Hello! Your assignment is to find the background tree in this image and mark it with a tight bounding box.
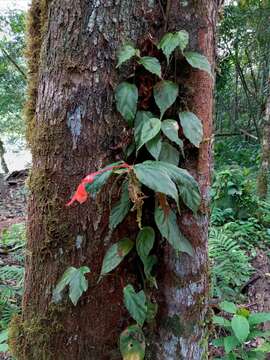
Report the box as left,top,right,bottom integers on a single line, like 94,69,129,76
0,10,26,173
9,1,218,359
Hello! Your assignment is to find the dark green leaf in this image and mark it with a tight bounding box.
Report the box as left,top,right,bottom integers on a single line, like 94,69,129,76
184,51,212,76
179,111,203,148
120,325,145,360
137,118,161,152
146,301,158,323
115,82,138,126
143,255,157,281
212,337,224,347
116,44,139,68
134,111,158,152
136,227,156,280
231,315,250,343
224,336,239,354
100,238,134,277
154,206,194,256
154,80,179,118
134,162,179,205
142,161,201,213
159,141,180,166
52,266,90,306
220,301,237,314
136,227,155,261
174,30,189,51
138,56,162,78
109,181,131,230
146,134,162,160
123,284,147,325
158,30,189,63
85,171,112,195
248,312,270,326
161,119,183,148
213,315,231,328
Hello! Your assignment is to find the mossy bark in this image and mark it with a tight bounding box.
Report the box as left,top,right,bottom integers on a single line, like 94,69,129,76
10,1,218,359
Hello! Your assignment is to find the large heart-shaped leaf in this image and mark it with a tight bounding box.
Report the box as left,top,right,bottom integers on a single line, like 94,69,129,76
52,266,90,306
110,181,131,230
159,141,180,166
137,118,161,152
117,44,139,68
154,205,194,256
158,30,189,63
154,81,179,118
249,312,270,326
220,301,237,314
224,336,239,354
136,227,156,280
134,162,179,206
138,56,162,78
179,111,203,148
184,51,212,76
146,134,162,160
161,119,183,148
115,82,138,126
123,284,147,325
100,238,134,277
231,315,250,343
139,161,201,213
136,227,155,261
120,325,145,360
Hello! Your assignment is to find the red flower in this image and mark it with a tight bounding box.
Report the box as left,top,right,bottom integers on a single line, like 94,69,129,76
66,163,131,206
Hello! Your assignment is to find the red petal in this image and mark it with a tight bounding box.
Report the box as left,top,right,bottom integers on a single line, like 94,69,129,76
66,183,88,206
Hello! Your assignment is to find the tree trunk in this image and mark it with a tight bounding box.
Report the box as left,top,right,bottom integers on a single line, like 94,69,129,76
10,1,217,359
0,138,9,174
258,75,270,199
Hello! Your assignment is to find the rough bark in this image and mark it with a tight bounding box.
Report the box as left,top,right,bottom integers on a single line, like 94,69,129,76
10,1,217,359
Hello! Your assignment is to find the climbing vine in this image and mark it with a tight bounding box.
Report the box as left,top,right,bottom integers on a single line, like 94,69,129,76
53,30,212,360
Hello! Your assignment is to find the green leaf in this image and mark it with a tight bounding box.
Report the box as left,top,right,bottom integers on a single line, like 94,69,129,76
231,315,250,343
248,312,270,326
0,343,9,352
137,118,161,152
174,30,189,51
179,111,203,148
146,134,162,160
136,227,156,280
136,227,155,261
115,82,138,126
109,181,131,230
123,284,147,325
85,171,112,195
159,141,180,166
100,238,134,277
144,161,201,213
154,205,194,256
213,315,231,328
184,51,212,76
143,255,157,283
116,44,139,68
0,330,8,345
220,301,237,314
52,266,90,306
158,30,189,63
135,111,154,140
224,336,239,354
146,301,158,323
138,56,162,78
134,162,179,206
154,80,179,118
212,337,224,347
120,325,145,360
161,119,183,148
